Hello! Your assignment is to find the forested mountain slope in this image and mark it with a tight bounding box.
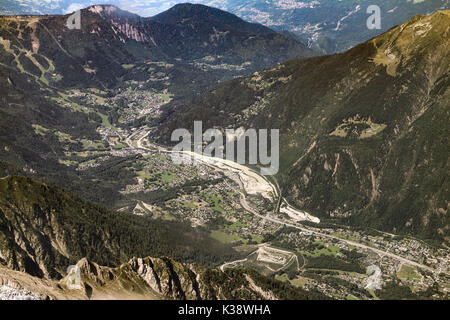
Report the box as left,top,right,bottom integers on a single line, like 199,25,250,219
158,11,450,244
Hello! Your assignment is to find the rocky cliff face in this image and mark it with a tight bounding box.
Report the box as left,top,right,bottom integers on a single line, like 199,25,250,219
58,256,268,300
59,256,327,300
0,255,327,300
0,263,75,300
0,175,118,279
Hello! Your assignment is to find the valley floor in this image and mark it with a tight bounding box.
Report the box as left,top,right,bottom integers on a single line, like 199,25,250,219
111,126,449,300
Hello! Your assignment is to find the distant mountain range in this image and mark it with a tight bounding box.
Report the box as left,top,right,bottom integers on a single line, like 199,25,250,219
201,0,450,53
1,1,449,53
0,4,313,87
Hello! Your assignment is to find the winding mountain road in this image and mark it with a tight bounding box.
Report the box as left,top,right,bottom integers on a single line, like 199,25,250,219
237,189,434,273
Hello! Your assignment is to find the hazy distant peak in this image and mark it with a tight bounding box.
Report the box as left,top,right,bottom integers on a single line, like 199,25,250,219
83,4,139,20
87,4,120,15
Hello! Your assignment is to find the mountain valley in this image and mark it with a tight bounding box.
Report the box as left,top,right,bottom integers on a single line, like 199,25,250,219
0,3,449,301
